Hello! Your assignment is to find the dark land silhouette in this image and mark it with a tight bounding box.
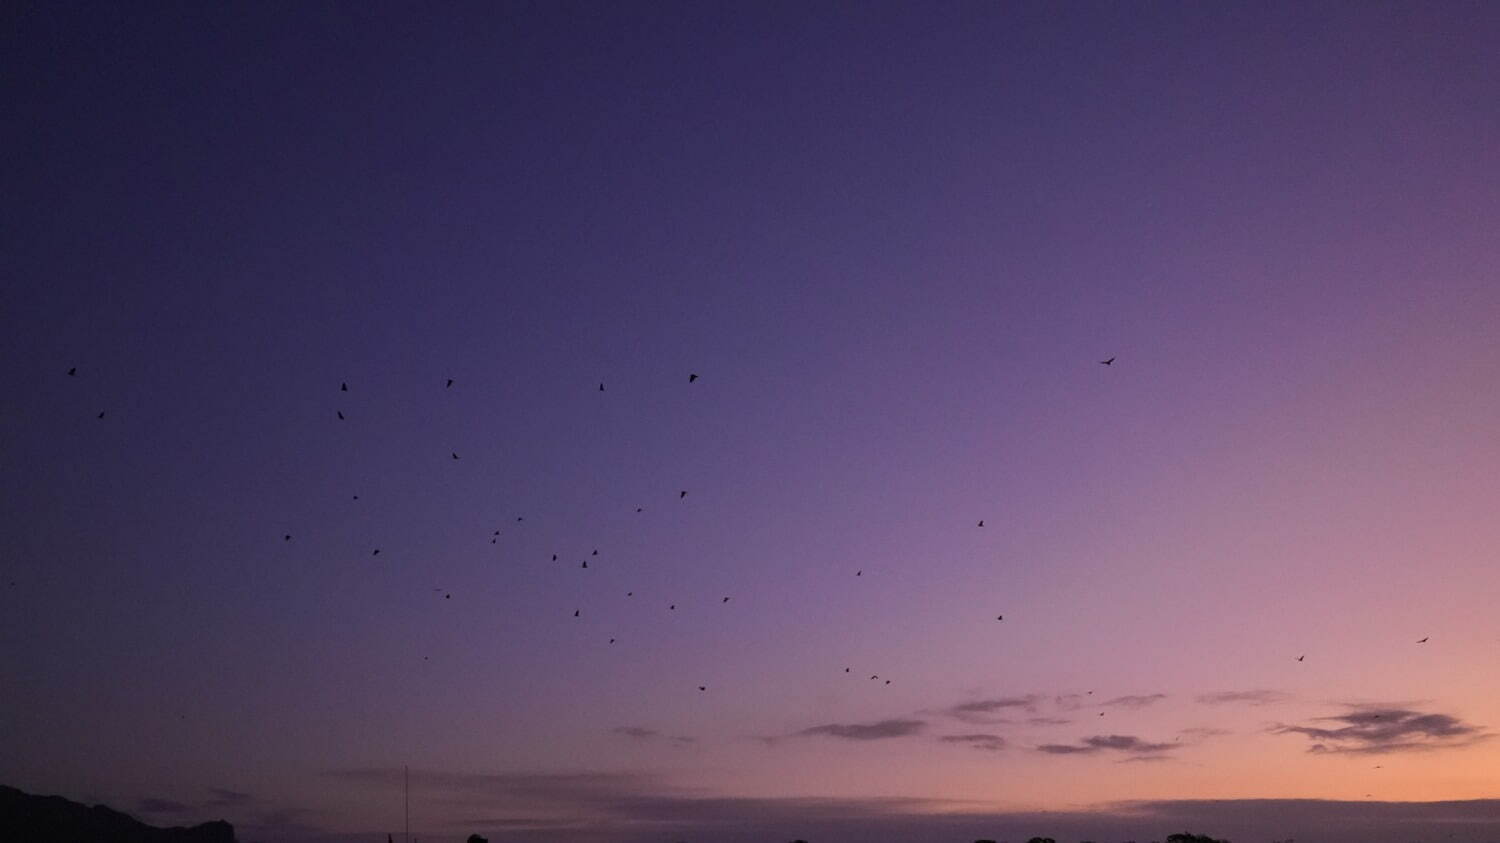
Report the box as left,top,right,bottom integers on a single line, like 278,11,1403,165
0,785,236,843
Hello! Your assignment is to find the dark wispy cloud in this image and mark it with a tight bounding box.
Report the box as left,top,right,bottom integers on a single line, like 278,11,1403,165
1272,705,1489,755
1053,694,1086,712
795,719,926,741
611,726,696,745
1178,727,1232,740
1197,690,1292,707
938,733,1005,752
1102,694,1167,709
940,696,1041,724
136,798,193,815
204,788,254,808
1036,734,1175,758
1026,716,1072,727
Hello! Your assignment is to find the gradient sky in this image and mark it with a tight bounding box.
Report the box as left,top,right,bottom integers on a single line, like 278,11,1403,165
4,2,1500,841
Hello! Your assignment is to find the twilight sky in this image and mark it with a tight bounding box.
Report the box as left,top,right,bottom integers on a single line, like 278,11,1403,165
4,2,1500,841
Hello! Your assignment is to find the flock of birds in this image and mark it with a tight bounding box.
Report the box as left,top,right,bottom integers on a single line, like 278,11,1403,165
50,356,1437,701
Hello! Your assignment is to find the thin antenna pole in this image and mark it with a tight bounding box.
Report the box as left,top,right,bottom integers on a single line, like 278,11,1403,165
404,765,409,843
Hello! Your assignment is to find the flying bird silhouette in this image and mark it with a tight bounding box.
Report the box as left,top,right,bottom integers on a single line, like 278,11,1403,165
844,667,850,673
67,367,76,376
680,490,687,498
609,638,615,644
599,383,605,392
636,507,644,512
592,549,599,556
1417,636,1429,643
451,452,459,460
552,554,558,561
885,680,891,685
698,686,706,691
372,549,380,556
97,411,105,419
446,378,453,388
341,382,348,391
1100,357,1115,365
284,534,291,541
722,597,730,603
337,411,344,420
870,675,878,680
978,520,984,527
581,561,587,569
996,615,1003,621
689,373,698,383
669,604,676,610
574,610,580,617
856,570,862,576
627,592,633,596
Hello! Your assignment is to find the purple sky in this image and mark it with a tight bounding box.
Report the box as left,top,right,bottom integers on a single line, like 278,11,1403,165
4,2,1500,841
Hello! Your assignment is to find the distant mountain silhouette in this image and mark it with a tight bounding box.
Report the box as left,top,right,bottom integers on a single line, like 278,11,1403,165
0,785,236,843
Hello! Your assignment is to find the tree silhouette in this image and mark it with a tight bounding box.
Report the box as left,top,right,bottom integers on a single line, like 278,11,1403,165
1025,837,1057,843
1165,834,1228,843
466,835,488,843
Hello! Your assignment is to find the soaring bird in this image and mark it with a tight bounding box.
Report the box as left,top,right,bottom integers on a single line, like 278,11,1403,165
337,411,344,420
446,378,454,388
599,383,605,392
97,411,105,419
609,638,616,644
581,561,588,569
636,507,644,512
284,534,292,541
552,554,558,561
885,680,891,685
698,686,706,691
722,597,730,603
680,490,687,499
353,495,359,500
856,570,862,576
627,592,633,596
1296,654,1305,661
451,452,459,460
870,675,878,680
574,609,580,617
669,604,676,610
372,549,380,556
996,615,1004,621
978,520,984,527
1417,636,1429,643
341,382,348,391
67,367,76,376
493,530,501,536
445,594,450,600
1100,357,1115,365
844,667,851,673
592,549,599,556
689,373,699,383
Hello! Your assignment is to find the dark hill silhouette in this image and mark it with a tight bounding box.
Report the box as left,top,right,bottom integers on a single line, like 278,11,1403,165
0,785,235,843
